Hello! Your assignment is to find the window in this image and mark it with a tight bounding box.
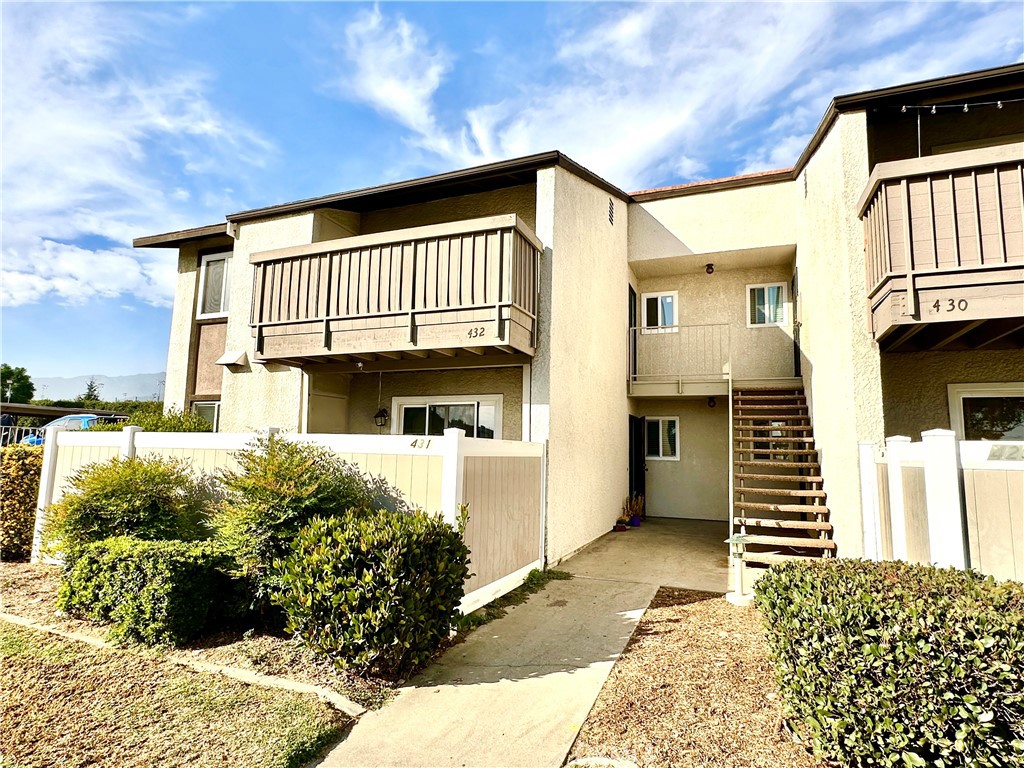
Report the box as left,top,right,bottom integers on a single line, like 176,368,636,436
645,417,679,460
197,252,230,319
192,401,221,432
392,395,502,439
747,283,787,327
948,383,1024,441
641,291,677,333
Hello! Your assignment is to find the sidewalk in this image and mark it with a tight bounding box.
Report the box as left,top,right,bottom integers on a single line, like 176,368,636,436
317,518,728,768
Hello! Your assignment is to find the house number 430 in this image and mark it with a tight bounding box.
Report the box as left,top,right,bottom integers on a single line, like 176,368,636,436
932,298,969,313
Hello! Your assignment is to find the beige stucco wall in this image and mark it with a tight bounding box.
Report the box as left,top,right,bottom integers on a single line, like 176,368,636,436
636,265,795,380
536,166,631,563
638,180,797,255
346,367,524,439
360,184,537,235
795,110,884,558
164,244,200,412
630,399,729,521
881,350,1024,438
218,213,314,432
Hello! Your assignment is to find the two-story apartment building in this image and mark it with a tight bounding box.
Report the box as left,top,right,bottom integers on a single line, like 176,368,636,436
137,64,1024,574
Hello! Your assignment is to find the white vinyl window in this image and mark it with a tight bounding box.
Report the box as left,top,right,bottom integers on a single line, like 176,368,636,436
192,401,221,432
947,382,1024,441
747,283,787,327
197,252,231,319
392,394,503,439
641,291,678,334
645,417,679,460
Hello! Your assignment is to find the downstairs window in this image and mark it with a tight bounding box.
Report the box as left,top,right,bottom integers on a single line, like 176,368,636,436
392,395,502,439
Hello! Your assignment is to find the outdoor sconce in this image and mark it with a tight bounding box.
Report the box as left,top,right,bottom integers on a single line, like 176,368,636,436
707,397,717,408
373,408,389,428
705,263,714,274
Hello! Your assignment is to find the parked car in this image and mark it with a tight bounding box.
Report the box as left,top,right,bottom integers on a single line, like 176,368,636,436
20,415,101,445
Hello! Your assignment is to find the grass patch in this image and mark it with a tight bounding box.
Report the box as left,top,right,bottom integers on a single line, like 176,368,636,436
457,568,572,632
0,620,346,768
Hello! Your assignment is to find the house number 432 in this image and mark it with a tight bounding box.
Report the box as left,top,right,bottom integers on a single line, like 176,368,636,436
932,298,969,313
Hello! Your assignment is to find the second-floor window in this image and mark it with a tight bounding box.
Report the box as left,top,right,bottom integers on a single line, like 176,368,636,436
198,252,230,319
747,283,787,327
641,291,678,334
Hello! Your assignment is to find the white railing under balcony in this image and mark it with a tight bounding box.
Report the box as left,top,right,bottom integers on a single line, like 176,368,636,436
628,324,732,385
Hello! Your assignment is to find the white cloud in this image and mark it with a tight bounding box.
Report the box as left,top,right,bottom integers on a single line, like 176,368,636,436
0,3,272,308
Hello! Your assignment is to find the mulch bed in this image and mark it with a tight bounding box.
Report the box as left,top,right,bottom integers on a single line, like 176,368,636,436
567,588,823,768
0,562,392,710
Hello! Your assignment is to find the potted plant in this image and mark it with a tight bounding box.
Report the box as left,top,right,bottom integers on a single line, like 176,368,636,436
625,494,645,527
613,511,630,532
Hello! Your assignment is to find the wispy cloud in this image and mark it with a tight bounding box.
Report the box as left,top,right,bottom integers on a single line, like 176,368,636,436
0,3,272,308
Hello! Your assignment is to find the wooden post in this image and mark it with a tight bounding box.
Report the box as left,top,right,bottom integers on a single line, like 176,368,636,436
31,425,65,563
921,429,967,569
859,441,882,560
885,435,911,561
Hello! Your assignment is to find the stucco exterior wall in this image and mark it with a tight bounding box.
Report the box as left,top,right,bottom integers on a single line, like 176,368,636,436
218,213,314,432
881,350,1024,438
795,110,884,558
638,180,797,255
346,367,524,439
630,399,729,521
636,265,795,380
163,244,200,412
539,166,631,563
360,184,537,235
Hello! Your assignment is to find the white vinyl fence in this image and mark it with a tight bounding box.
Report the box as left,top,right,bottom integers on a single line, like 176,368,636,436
32,425,546,614
859,429,1023,581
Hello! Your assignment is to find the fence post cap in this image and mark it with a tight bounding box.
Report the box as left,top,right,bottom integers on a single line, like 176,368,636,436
443,428,467,438
885,435,912,443
921,428,956,439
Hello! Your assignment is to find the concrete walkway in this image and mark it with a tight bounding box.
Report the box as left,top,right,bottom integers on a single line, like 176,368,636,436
317,518,728,768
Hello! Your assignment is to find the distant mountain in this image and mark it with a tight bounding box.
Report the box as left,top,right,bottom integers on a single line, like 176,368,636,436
34,372,166,402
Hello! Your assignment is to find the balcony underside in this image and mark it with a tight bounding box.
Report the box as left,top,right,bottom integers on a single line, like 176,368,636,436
879,313,1024,353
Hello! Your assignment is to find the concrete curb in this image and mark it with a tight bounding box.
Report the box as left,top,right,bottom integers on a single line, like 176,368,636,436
0,612,366,718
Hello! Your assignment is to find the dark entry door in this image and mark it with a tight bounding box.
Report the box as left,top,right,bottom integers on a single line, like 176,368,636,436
628,415,646,498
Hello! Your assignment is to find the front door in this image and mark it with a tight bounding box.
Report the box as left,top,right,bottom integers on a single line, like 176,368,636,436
628,415,646,499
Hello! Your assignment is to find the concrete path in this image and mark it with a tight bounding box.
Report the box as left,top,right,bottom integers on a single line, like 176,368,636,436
317,518,728,768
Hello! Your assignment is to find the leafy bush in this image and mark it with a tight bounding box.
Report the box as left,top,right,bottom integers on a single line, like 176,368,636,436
0,445,43,561
755,559,1024,768
273,509,470,677
44,455,217,558
57,537,241,645
90,405,212,432
214,436,404,598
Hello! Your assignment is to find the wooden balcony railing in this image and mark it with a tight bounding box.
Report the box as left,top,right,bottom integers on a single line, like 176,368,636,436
857,144,1024,343
249,214,541,363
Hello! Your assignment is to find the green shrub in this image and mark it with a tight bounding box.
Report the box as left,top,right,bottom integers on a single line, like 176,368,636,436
44,455,217,558
214,436,404,599
273,509,470,677
755,559,1024,768
91,405,212,432
57,537,242,645
0,445,43,561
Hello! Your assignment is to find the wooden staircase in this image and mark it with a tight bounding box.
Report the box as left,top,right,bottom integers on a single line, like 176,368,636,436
732,385,834,576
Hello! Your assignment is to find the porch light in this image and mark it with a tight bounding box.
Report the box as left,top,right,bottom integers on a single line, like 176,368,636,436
705,263,714,274
707,397,717,408
373,408,389,428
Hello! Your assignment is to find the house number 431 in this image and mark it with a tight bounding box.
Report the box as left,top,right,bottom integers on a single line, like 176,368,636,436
932,298,969,313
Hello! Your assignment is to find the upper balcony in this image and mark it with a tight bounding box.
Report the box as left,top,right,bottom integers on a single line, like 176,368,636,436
858,144,1024,351
628,324,732,396
249,214,541,368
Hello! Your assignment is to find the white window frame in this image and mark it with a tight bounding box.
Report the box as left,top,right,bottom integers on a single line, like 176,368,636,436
196,252,231,320
191,401,221,432
947,382,1024,441
391,394,503,439
746,282,788,328
645,416,680,461
640,291,679,334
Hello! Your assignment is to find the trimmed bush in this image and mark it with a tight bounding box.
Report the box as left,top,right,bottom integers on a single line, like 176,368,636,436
44,455,217,558
272,509,470,677
755,559,1024,768
0,445,43,561
214,436,405,599
90,405,212,432
57,537,241,645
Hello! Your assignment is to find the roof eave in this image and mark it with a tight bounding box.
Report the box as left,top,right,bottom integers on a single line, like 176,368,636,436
133,223,231,249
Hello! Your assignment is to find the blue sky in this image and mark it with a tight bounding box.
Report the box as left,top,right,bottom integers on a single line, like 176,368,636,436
2,1,1022,379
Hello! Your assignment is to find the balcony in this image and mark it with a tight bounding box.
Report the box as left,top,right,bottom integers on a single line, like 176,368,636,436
627,324,732,396
249,215,541,368
858,144,1024,351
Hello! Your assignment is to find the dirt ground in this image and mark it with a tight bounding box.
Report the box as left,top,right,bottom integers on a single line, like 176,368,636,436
567,588,823,768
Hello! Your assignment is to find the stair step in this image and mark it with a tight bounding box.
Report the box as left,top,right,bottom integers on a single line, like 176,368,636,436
736,487,827,498
734,404,808,411
734,517,833,531
733,473,824,483
735,437,815,444
734,425,811,432
740,534,836,550
741,552,828,566
735,448,820,456
735,416,811,423
735,501,830,515
735,460,820,469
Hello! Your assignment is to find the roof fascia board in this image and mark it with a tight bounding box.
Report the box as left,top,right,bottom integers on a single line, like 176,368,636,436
133,223,231,249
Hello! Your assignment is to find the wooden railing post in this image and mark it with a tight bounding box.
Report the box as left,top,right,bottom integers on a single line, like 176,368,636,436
921,429,966,569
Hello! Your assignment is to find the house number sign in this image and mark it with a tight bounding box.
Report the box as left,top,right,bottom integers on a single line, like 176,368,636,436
467,326,487,339
930,298,969,314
